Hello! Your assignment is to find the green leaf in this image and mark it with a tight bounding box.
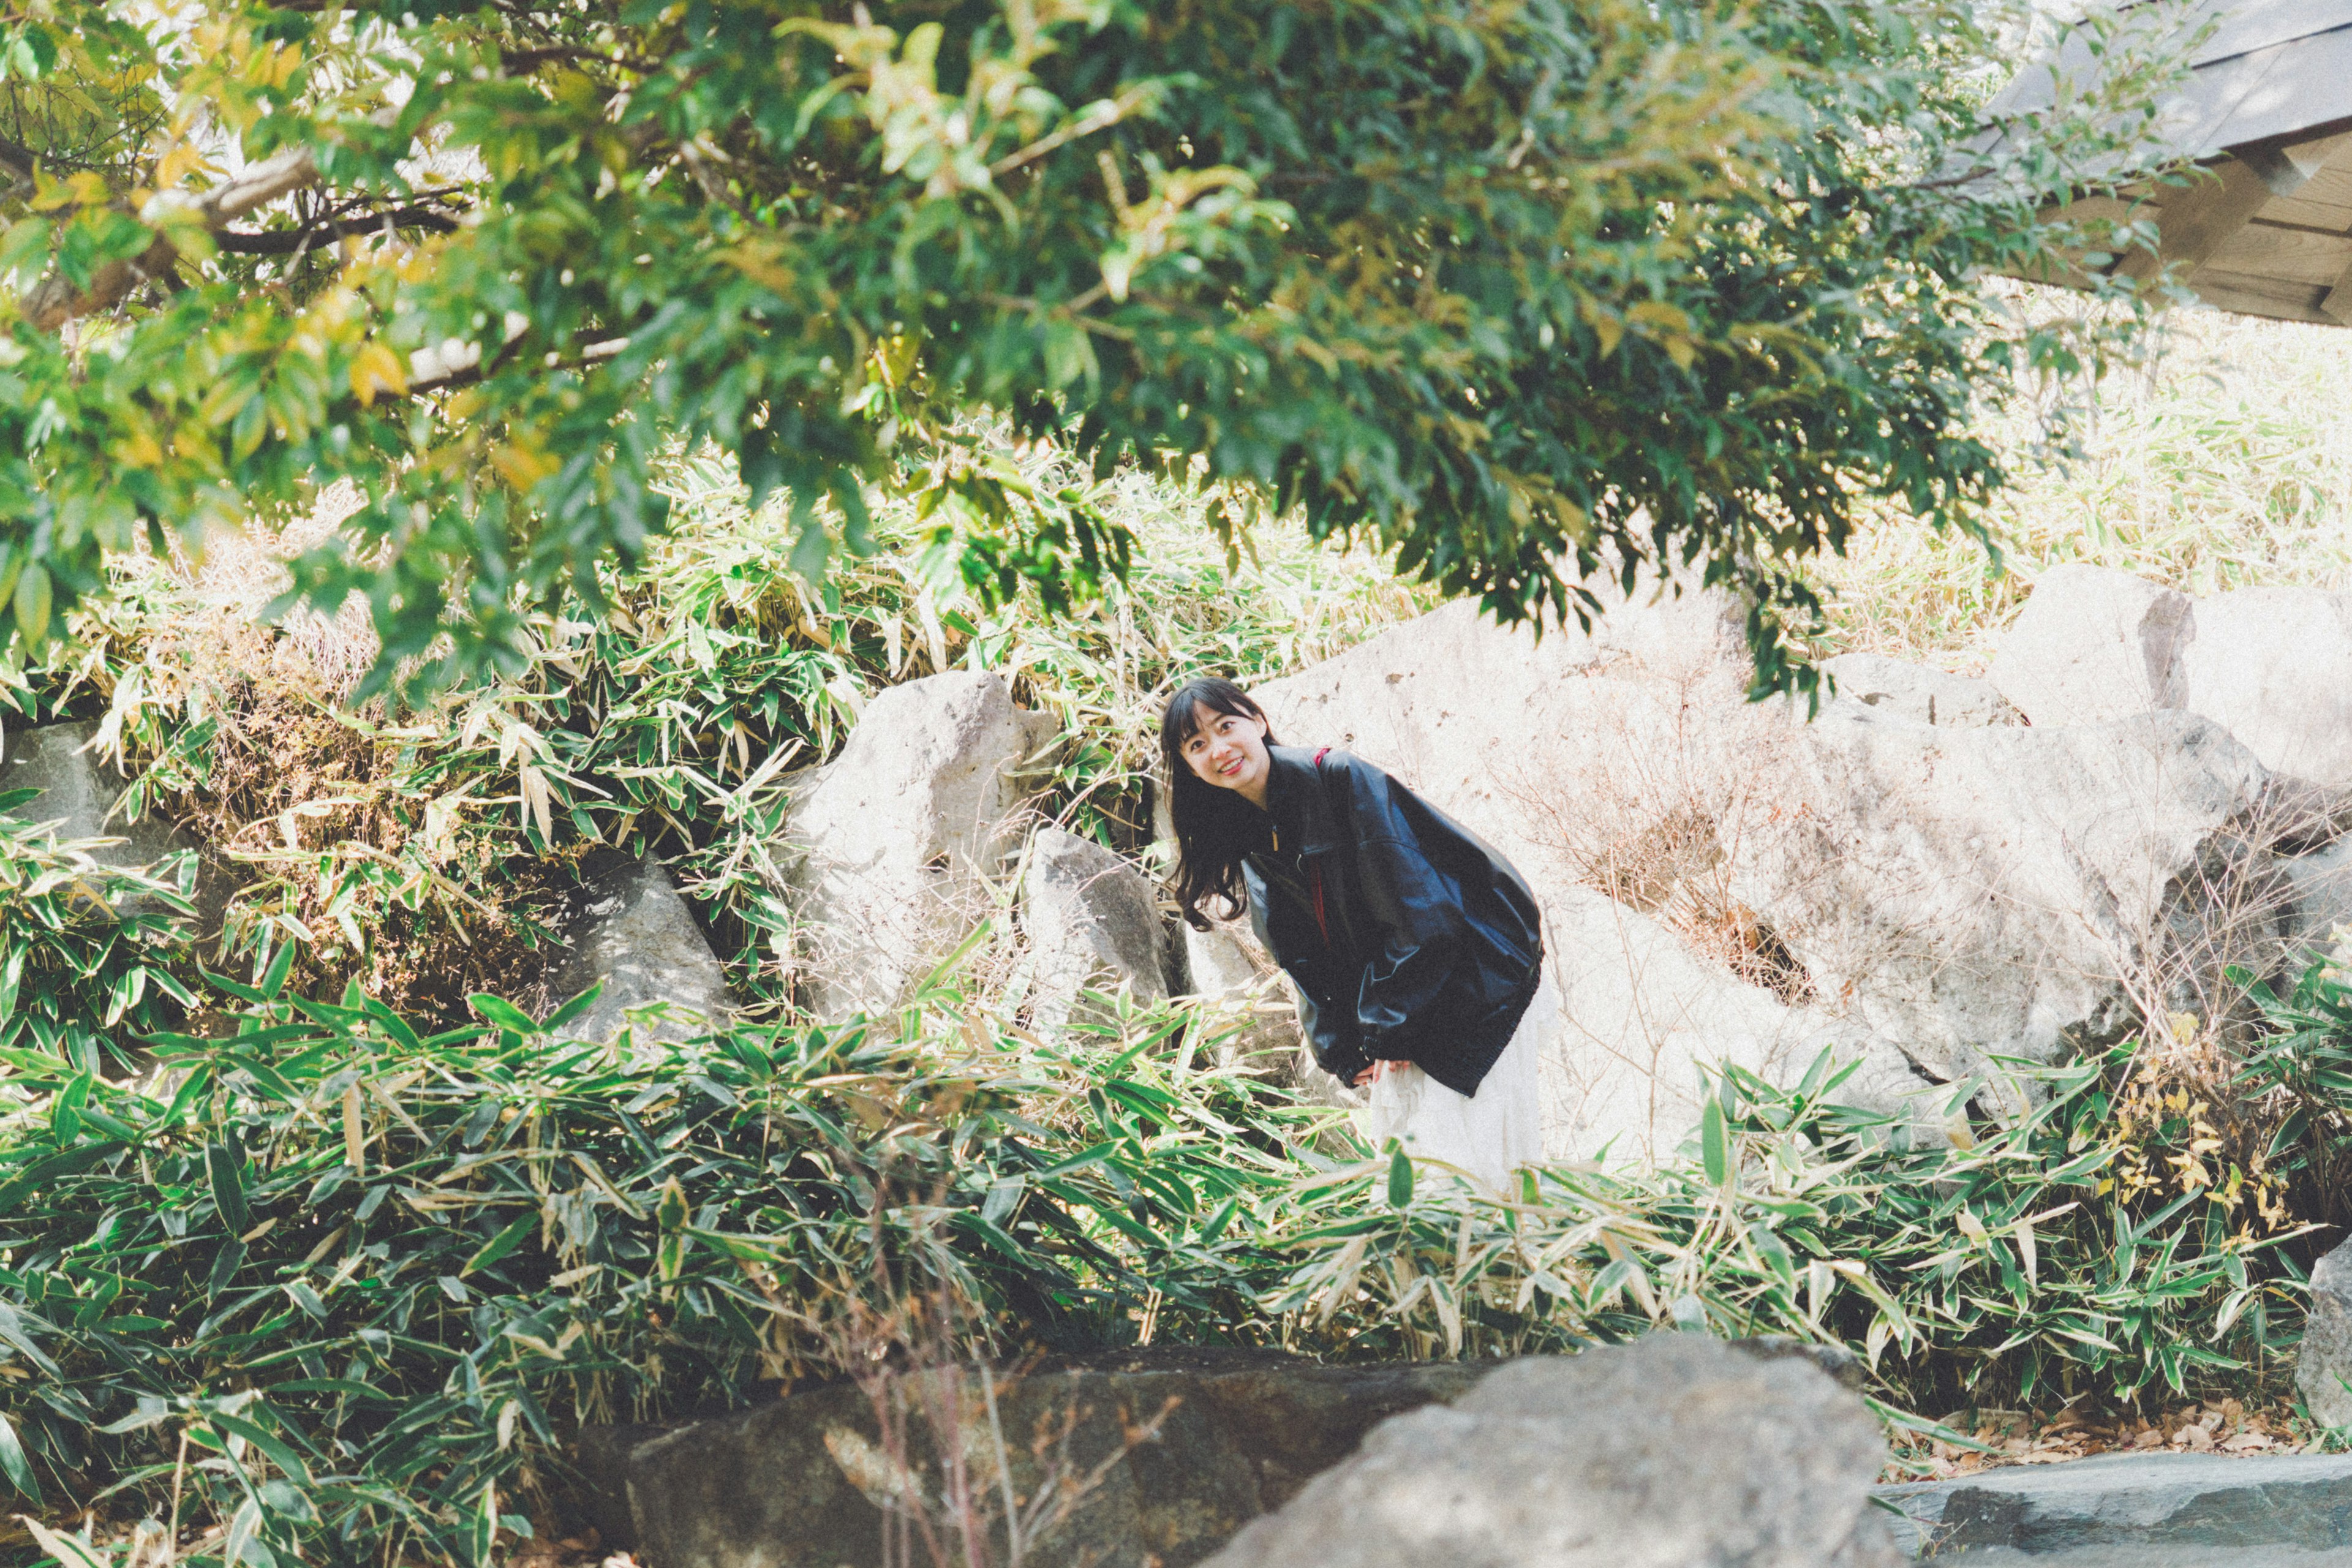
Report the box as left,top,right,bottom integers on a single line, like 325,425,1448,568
0,1410,39,1502
462,1210,539,1276
1700,1097,1729,1188
469,993,540,1034
1385,1145,1413,1208
208,1137,249,1234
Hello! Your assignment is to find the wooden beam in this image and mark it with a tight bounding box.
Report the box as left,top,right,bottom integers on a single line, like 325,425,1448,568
2323,258,2352,323
2114,156,2286,281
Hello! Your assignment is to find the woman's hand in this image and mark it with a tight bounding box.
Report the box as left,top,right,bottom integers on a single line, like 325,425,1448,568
1352,1059,1401,1087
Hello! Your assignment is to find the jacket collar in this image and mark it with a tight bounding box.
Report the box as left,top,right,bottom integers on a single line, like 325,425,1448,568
1264,744,1342,856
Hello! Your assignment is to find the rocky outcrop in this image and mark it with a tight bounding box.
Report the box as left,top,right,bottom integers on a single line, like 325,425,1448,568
2176,586,2352,801
2296,1239,2352,1428
1544,884,1945,1163
1203,1333,1897,1567
1249,578,2275,1155
1731,706,2276,1092
778,673,1059,1019
1824,650,2021,729
540,851,735,1042
1988,564,2192,726
1020,826,1174,1035
2283,837,2352,965
608,1348,1482,1568
0,718,231,949
1991,567,2352,801
1176,919,1329,1087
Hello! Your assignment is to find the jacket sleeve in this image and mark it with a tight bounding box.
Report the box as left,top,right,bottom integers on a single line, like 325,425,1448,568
1346,824,1474,1066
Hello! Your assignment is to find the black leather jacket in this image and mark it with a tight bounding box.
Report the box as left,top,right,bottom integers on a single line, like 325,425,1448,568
1242,745,1544,1096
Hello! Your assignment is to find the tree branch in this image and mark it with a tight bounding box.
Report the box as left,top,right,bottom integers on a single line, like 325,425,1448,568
216,203,462,253
25,144,324,331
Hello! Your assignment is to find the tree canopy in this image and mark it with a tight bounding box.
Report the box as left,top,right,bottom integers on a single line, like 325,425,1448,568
0,0,2182,698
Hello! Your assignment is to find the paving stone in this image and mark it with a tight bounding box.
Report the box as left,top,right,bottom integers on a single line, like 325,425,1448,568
1876,1452,2352,1557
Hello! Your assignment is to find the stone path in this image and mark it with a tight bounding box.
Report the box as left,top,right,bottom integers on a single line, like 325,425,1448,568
1877,1450,2352,1559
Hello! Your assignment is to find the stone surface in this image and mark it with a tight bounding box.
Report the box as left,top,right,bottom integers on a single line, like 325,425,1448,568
1875,1450,2352,1557
0,718,230,948
2284,838,2352,965
1020,826,1174,1035
1544,883,1945,1162
2177,585,2352,797
1824,651,2022,729
614,1347,1481,1568
2300,1241,2352,1429
1177,918,1354,1104
540,851,735,1042
1203,1333,1897,1567
779,672,1058,1019
1728,706,2275,1093
1988,564,2193,726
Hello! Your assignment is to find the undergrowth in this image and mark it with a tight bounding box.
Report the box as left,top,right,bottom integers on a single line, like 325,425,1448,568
6,946,2352,1568
4,436,1427,1029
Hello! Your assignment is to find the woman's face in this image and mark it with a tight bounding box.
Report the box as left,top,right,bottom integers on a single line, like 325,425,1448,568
1180,703,1272,799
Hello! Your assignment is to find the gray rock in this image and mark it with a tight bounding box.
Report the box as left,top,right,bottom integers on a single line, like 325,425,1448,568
0,718,230,948
1729,707,2275,1092
1825,651,2022,728
1204,1333,1898,1567
2300,1240,2352,1429
1988,564,2193,726
1020,827,1173,1035
613,1347,1481,1568
1543,881,1947,1162
1177,918,1321,1077
779,672,1060,1020
540,851,735,1042
2283,839,2352,965
2177,586,2352,799
1875,1450,2352,1557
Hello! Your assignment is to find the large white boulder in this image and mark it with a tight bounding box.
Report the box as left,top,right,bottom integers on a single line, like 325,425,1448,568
1252,577,2288,1153
1822,651,2019,729
1203,1334,1899,1568
1991,567,2352,804
2176,586,2352,799
778,672,1058,1020
1988,564,2192,726
1729,707,2275,1089
1542,885,1942,1163
1018,826,1172,1035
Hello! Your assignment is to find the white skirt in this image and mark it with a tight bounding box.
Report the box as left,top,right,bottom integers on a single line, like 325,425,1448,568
1357,981,1550,1195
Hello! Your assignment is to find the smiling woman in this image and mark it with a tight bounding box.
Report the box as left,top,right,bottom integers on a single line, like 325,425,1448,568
1158,677,1547,1191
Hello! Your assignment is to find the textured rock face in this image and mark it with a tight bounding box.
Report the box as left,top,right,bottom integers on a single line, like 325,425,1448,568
780,672,1058,1019
1989,564,2193,726
1543,883,1943,1163
1877,1450,2352,1556
2177,586,2352,796
0,718,230,948
1020,827,1173,1034
540,851,735,1042
1732,707,2274,1090
1202,1333,1897,1568
2284,837,2352,963
1824,651,2021,729
1177,919,1333,1089
2297,1240,2352,1428
1990,568,2352,800
613,1348,1482,1568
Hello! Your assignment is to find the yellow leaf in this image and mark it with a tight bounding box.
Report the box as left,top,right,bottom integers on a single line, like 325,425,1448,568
350,341,409,406
491,439,561,492
114,424,164,469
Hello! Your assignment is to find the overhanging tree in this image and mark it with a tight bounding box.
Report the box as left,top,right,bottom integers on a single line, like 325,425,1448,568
0,0,2182,699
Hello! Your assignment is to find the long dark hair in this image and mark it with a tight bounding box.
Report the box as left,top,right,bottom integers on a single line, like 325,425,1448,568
1160,677,1280,931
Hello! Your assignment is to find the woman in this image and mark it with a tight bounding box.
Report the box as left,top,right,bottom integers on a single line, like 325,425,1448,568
1159,676,1547,1192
